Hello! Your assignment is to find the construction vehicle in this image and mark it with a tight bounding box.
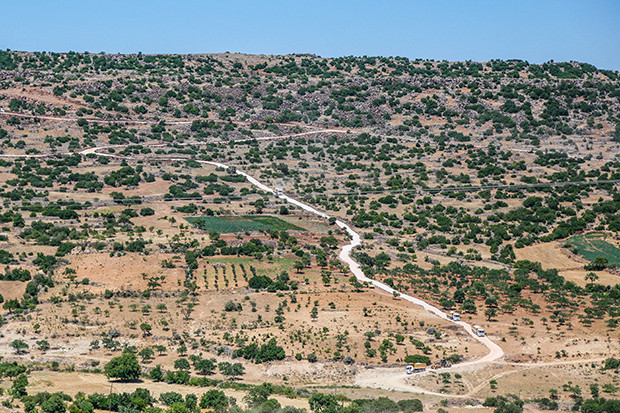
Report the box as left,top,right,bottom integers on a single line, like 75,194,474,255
430,359,453,369
273,187,283,196
448,311,460,321
473,324,485,337
412,363,426,372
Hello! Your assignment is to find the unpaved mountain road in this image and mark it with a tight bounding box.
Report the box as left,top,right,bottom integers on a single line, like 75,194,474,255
79,141,506,394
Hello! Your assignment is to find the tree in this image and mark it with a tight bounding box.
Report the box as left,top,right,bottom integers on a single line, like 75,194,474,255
104,353,141,381
139,347,154,362
404,355,431,364
585,272,599,284
218,362,245,379
294,260,305,273
248,275,272,290
160,392,184,406
11,339,29,354
309,393,340,413
185,394,198,410
140,323,152,336
156,303,167,313
603,357,620,370
200,389,229,412
194,357,216,375
149,365,164,382
41,394,67,413
11,373,28,397
174,358,191,371
37,340,50,351
485,307,497,321
3,299,20,313
585,257,608,271
166,402,191,413
244,383,273,407
398,399,424,412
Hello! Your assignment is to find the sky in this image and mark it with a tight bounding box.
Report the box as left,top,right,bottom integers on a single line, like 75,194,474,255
2,0,619,70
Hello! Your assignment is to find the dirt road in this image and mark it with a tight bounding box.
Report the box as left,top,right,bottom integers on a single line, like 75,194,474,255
2,132,507,396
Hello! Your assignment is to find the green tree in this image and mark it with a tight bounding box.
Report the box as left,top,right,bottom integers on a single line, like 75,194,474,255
244,383,273,407
309,393,340,413
37,340,51,351
194,357,216,375
104,353,141,381
200,389,229,412
585,257,608,271
398,399,424,412
174,358,191,371
218,361,245,379
11,339,29,354
11,373,28,397
603,357,620,370
294,260,305,273
149,365,164,382
140,323,152,336
139,347,154,362
41,394,67,413
585,272,599,284
3,299,20,313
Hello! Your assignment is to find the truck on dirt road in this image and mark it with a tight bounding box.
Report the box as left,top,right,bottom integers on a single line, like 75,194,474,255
406,363,427,374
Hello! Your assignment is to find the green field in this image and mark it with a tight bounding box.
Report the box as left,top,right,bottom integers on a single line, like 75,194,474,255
186,215,305,233
566,232,620,265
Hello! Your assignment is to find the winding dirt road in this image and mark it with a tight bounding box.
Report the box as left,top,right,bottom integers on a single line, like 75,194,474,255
1,130,506,395
80,143,505,370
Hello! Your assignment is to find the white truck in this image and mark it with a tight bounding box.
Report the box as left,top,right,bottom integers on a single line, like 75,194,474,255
406,363,426,374
448,311,460,321
473,324,485,337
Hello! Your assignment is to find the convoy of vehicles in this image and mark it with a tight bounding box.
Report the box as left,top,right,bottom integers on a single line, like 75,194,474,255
406,359,453,374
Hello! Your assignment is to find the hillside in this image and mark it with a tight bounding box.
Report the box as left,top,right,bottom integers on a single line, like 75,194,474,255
0,51,618,413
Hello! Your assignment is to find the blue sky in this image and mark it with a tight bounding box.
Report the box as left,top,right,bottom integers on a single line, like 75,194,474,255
2,0,619,69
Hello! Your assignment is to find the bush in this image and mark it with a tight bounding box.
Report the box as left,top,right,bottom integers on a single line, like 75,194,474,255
404,355,430,364
224,301,242,312
235,339,285,363
160,391,184,406
603,357,619,370
398,399,424,413
248,275,272,290
140,207,155,216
